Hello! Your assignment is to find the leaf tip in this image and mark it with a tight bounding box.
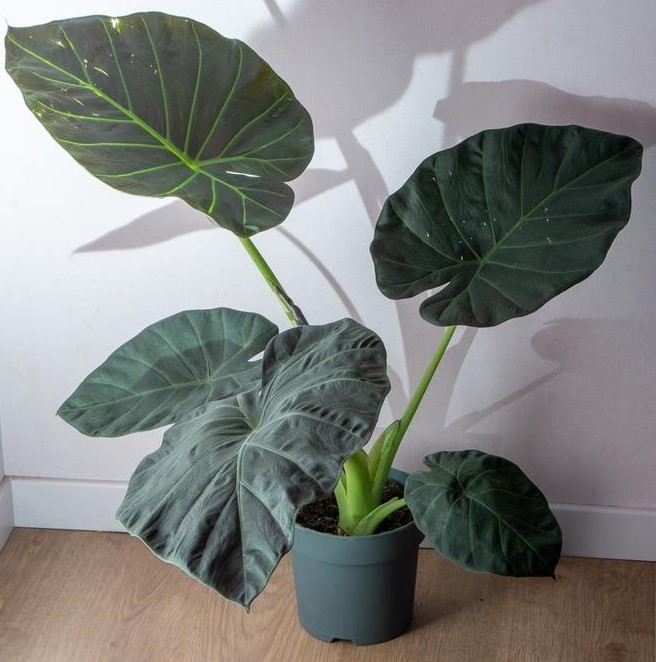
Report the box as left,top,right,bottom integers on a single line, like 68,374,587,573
55,402,69,421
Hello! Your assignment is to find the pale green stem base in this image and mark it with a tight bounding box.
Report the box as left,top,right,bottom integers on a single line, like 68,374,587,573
336,450,376,533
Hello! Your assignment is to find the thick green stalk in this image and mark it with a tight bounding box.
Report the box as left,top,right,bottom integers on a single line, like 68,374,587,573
397,325,457,439
337,450,376,534
239,237,308,327
371,325,457,502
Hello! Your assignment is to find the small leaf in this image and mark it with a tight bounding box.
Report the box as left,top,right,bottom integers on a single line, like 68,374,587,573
5,13,314,236
371,124,642,326
58,308,278,436
405,450,562,577
117,318,390,608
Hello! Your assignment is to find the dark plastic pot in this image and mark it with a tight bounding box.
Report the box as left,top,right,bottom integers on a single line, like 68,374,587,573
291,469,423,645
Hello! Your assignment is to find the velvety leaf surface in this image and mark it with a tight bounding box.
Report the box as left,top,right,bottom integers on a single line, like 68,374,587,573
116,318,390,608
405,450,562,577
371,124,642,326
5,13,314,236
58,308,278,436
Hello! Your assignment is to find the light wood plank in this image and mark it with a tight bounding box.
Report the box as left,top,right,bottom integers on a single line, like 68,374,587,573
0,529,653,662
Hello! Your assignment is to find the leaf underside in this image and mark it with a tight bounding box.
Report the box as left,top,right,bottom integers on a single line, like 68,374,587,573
405,450,562,577
371,124,642,327
5,12,314,236
117,318,391,609
58,308,278,436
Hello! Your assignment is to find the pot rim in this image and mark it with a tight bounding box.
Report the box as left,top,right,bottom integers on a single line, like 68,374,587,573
293,466,419,542
294,515,418,541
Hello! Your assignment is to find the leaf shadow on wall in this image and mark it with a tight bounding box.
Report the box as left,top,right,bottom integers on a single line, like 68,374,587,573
251,0,546,215
507,318,656,500
74,81,656,446
433,80,656,147
73,0,545,425
72,0,656,459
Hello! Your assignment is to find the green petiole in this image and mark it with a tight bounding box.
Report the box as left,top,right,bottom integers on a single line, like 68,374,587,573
371,325,457,500
239,236,307,327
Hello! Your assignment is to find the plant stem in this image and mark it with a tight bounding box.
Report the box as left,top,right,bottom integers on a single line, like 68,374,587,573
371,325,457,502
397,325,457,439
239,237,308,327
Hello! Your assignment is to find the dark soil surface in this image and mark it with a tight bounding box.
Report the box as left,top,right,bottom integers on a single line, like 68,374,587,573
296,479,413,536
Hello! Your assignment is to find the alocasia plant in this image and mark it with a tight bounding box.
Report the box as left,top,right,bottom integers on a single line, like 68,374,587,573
5,12,643,610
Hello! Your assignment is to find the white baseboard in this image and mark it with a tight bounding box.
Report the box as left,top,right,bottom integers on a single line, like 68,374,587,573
0,477,14,551
11,477,126,532
8,477,656,562
551,503,656,562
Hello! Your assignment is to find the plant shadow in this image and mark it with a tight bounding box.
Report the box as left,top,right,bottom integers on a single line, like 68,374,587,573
72,0,656,463
434,79,656,147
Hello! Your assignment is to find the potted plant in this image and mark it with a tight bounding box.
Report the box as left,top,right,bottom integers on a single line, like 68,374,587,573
5,12,643,645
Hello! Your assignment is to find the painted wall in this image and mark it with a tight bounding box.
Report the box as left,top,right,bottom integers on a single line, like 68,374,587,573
1,1,655,527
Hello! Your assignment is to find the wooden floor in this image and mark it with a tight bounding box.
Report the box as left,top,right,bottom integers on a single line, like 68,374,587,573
0,530,653,662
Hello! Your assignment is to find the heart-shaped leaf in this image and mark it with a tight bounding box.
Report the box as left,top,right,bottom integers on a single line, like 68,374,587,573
405,450,562,577
371,124,642,326
58,308,278,436
117,318,390,608
5,13,314,236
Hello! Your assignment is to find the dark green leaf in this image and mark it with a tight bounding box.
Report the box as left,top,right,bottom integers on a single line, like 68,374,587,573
371,124,642,326
117,318,390,608
405,450,562,577
5,13,314,236
58,308,278,436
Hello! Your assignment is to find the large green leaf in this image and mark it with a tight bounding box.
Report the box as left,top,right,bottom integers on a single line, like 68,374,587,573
5,13,314,236
405,450,562,577
58,308,278,436
371,124,642,326
117,318,390,608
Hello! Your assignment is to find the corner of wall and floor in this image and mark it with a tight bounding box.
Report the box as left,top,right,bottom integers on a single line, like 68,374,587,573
0,424,15,552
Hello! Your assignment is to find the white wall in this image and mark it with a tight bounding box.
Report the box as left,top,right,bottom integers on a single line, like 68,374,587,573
1,1,655,556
